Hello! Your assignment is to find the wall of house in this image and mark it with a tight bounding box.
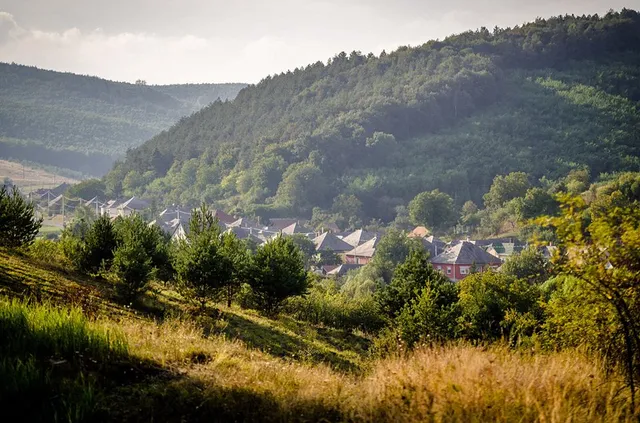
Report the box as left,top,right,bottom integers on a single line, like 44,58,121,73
345,255,372,265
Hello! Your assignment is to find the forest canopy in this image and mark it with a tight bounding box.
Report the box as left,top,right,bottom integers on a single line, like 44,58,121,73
105,10,640,222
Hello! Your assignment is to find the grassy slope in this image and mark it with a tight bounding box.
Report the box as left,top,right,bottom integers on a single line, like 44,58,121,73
0,249,634,422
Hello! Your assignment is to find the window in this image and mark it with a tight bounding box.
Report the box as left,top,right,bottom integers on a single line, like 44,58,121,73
446,267,452,275
460,267,470,275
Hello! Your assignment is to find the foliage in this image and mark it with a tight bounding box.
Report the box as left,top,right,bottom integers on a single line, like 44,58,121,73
457,271,543,342
285,278,385,333
370,229,424,283
500,247,550,284
539,194,640,403
172,205,233,310
0,62,245,176
408,189,457,231
0,186,42,247
67,179,106,200
483,172,531,209
111,240,153,301
247,236,309,315
220,232,251,307
62,214,117,274
108,11,640,219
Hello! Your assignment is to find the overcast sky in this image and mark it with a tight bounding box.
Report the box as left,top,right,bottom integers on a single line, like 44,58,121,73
0,0,637,84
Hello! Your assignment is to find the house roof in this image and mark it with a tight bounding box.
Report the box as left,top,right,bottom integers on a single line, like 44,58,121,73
313,232,353,252
322,222,342,233
345,237,379,258
425,235,447,248
228,217,260,229
472,237,523,247
119,196,149,210
268,218,303,231
342,229,378,247
326,263,363,276
212,209,237,225
486,242,525,256
431,241,503,265
408,226,430,238
225,227,265,244
281,222,314,235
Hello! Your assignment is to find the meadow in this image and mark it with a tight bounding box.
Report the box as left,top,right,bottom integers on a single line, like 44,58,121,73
0,248,633,422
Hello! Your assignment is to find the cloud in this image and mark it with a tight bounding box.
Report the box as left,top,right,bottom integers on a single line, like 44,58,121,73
0,11,21,44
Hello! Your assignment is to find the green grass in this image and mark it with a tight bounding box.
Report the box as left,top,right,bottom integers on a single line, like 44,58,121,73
0,298,128,421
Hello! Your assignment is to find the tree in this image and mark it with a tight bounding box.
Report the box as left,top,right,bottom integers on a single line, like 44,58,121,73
371,229,424,283
288,234,316,269
67,179,106,200
173,205,233,311
220,232,250,307
0,186,42,247
111,239,153,301
539,195,640,405
247,236,308,315
408,189,457,231
483,172,531,209
460,200,480,227
275,163,330,213
500,247,549,284
68,214,117,274
331,194,363,229
458,271,542,341
511,187,559,220
376,249,451,319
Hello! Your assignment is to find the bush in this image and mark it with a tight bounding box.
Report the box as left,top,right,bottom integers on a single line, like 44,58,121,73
284,280,385,333
248,236,308,315
61,215,116,274
28,238,65,265
0,185,42,248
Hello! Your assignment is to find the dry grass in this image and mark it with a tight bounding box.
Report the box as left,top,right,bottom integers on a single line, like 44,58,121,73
0,248,634,421
0,159,78,191
101,314,633,422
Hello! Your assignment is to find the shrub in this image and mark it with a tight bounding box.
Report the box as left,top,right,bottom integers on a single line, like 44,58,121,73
0,185,42,248
28,238,65,265
247,236,308,315
285,280,385,333
61,215,116,274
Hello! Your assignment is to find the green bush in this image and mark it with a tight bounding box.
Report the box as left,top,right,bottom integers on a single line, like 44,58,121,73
28,238,66,265
111,240,153,302
284,280,385,333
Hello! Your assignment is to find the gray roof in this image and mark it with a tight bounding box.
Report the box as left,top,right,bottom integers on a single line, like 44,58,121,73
281,222,314,235
327,263,363,276
345,237,379,258
313,232,353,252
431,241,503,265
342,229,378,247
119,196,149,211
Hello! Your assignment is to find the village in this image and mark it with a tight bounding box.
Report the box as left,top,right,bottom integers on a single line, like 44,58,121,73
19,180,554,283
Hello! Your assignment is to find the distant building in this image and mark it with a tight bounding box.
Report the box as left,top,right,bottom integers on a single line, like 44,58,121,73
431,241,502,282
325,263,363,277
312,232,353,253
117,196,150,217
341,229,378,248
485,242,526,261
408,226,430,238
281,222,314,237
345,237,379,265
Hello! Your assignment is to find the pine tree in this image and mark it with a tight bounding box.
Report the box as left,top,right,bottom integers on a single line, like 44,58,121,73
0,186,42,248
248,236,308,315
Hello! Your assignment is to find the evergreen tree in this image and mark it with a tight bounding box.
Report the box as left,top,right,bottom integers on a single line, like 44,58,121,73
79,214,117,274
0,186,42,248
248,236,308,315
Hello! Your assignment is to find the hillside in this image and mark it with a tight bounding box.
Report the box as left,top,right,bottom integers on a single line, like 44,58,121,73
0,63,246,177
0,249,632,422
107,10,640,222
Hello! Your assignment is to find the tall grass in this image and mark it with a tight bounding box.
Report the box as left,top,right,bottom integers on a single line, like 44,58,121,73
106,315,635,422
0,299,127,422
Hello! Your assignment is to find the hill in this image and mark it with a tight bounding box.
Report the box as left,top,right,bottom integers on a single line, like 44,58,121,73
0,63,246,177
107,9,640,222
0,248,632,422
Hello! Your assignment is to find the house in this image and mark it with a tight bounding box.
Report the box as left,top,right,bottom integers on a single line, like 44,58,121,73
321,222,341,233
118,196,150,217
101,199,123,218
268,218,308,231
281,222,314,237
431,241,503,282
225,226,266,245
485,242,526,261
345,237,379,265
539,245,558,261
312,232,353,253
212,209,239,225
408,226,430,238
228,217,260,229
326,263,363,277
341,229,378,247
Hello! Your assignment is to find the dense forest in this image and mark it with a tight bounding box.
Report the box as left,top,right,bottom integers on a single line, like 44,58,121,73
0,63,246,176
108,10,640,222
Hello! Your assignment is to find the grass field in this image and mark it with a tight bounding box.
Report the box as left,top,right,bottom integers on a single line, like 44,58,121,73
0,160,79,192
0,248,634,422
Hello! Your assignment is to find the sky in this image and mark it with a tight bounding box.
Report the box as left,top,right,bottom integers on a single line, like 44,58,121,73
0,0,637,84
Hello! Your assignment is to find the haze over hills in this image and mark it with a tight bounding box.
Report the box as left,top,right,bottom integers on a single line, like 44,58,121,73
0,62,246,177
106,10,640,222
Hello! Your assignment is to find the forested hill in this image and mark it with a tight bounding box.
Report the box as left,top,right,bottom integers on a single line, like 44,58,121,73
0,63,246,176
108,9,640,222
